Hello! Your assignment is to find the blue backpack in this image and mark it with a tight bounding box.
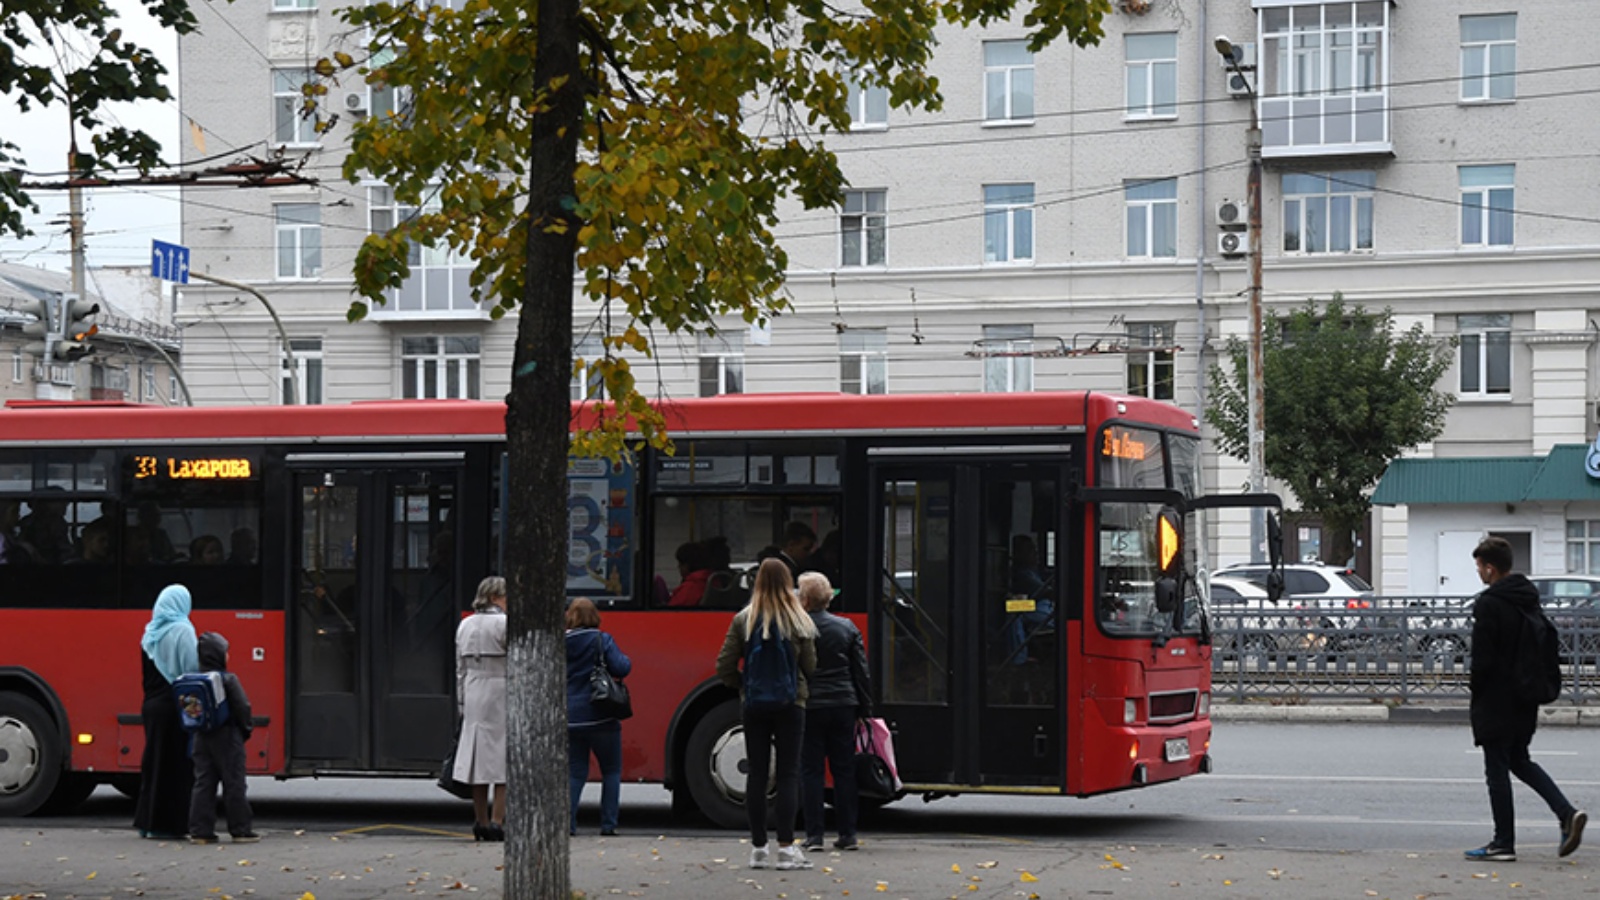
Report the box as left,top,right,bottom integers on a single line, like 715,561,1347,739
743,620,798,713
173,672,231,734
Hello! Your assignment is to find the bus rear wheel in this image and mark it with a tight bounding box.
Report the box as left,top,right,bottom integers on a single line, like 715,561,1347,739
0,693,63,817
683,700,764,830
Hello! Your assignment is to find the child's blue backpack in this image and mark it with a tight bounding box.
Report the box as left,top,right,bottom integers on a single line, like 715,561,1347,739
172,672,231,733
742,621,798,713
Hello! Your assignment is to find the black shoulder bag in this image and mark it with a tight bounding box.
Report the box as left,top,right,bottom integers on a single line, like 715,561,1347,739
589,632,633,720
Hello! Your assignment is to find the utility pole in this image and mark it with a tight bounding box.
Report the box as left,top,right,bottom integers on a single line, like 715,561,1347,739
187,272,298,404
1217,35,1267,563
68,139,87,298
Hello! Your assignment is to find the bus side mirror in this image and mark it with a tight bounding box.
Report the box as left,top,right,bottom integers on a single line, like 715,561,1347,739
1154,576,1179,613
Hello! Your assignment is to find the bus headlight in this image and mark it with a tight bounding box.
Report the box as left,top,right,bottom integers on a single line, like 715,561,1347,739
1124,699,1137,724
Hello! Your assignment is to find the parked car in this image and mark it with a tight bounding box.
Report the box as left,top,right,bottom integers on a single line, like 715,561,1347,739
1205,575,1308,664
1530,575,1600,658
1215,563,1374,611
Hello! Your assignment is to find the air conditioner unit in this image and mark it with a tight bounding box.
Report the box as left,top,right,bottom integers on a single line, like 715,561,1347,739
1226,69,1256,98
1216,199,1246,228
1219,41,1257,71
1218,232,1246,258
344,91,369,114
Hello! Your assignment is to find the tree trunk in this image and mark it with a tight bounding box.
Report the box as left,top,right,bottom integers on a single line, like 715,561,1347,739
505,0,582,895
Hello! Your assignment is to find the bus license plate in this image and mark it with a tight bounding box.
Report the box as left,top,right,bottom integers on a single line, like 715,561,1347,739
1164,737,1190,762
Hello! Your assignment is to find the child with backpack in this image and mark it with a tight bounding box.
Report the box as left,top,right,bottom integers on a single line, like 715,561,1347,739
716,557,817,871
183,631,257,844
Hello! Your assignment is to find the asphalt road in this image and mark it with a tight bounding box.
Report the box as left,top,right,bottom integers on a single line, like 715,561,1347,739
22,720,1600,857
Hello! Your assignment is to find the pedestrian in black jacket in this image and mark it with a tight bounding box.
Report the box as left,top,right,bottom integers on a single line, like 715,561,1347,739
188,631,257,844
1464,537,1584,862
797,572,872,852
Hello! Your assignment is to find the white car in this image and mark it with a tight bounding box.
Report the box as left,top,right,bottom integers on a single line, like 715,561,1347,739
1205,575,1303,663
1214,563,1374,613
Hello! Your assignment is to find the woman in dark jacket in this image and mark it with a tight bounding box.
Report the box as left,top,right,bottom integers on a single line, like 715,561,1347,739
565,598,632,836
134,584,199,839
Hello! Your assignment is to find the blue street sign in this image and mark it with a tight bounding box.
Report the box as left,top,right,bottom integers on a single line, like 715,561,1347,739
151,239,191,284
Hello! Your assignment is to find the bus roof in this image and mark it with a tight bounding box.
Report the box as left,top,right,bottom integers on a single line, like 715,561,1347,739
0,391,1197,444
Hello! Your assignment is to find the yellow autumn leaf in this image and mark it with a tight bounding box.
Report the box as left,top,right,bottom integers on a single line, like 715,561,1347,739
875,883,888,892
1019,872,1038,883
301,893,317,900
86,871,97,880
950,864,961,873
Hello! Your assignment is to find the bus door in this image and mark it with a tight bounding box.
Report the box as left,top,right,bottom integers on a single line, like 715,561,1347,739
286,453,464,772
870,453,1065,789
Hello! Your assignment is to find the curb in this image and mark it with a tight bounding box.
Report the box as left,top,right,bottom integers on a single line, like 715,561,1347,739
1210,703,1600,726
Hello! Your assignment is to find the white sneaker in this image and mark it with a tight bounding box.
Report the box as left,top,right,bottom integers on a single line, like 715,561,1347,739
776,844,813,870
749,845,772,869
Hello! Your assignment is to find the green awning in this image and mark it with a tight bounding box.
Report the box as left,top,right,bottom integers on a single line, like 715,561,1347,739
1523,444,1600,501
1370,456,1543,506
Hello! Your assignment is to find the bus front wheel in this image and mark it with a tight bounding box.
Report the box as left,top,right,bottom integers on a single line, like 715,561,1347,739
683,700,759,830
0,693,64,817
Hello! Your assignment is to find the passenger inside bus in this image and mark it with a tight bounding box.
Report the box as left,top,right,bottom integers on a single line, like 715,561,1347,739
18,492,70,564
135,501,177,563
1004,534,1055,665
73,518,115,565
666,540,714,607
190,534,225,565
756,521,817,583
0,500,31,565
800,529,841,586
228,528,258,566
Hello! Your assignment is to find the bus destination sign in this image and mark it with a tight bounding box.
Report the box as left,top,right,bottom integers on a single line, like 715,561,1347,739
1101,428,1149,462
132,455,255,481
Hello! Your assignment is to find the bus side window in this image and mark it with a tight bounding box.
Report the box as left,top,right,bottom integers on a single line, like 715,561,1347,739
122,451,265,611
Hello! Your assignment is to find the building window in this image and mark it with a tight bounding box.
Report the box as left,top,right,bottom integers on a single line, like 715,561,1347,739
698,332,744,397
170,375,180,402
11,351,21,383
273,69,318,145
1125,32,1177,119
983,184,1034,264
1461,164,1514,247
1282,171,1374,254
274,204,322,279
841,190,886,267
1125,178,1177,259
1126,323,1175,401
1458,314,1510,397
401,336,480,400
281,338,324,405
273,0,315,8
1258,3,1389,155
1461,14,1515,102
846,74,888,129
983,40,1034,123
369,186,477,313
983,324,1033,393
839,328,887,395
1568,521,1600,575
141,364,157,402
571,333,604,401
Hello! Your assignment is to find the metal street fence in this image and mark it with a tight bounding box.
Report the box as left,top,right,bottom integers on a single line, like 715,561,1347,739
1209,596,1600,704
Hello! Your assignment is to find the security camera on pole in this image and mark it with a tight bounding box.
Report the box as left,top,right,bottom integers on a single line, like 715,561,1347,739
1215,34,1267,563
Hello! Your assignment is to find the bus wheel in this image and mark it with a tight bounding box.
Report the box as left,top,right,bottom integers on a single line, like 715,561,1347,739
683,700,759,830
0,693,63,817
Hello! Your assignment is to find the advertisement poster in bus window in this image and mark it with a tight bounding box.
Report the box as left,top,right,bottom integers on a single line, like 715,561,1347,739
567,458,634,599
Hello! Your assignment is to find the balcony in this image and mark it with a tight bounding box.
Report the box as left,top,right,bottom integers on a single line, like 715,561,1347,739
1255,0,1393,161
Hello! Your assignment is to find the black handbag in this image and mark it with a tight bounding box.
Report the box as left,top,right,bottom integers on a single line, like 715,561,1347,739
438,720,473,799
589,633,633,721
855,751,898,800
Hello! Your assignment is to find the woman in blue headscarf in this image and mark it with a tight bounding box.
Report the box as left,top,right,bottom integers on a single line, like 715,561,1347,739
133,584,199,839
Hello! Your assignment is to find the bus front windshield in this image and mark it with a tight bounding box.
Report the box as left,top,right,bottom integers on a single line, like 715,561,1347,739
1096,427,1202,638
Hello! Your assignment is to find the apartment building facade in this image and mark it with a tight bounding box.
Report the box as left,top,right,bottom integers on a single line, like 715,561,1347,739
174,0,1600,591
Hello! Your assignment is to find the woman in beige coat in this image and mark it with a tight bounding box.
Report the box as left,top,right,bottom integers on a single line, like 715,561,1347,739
453,576,507,841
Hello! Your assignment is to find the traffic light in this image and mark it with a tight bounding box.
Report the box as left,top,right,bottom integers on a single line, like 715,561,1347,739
53,294,98,362
60,294,99,341
20,295,52,357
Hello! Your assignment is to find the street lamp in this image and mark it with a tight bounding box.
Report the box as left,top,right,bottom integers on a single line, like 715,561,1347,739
1215,34,1266,563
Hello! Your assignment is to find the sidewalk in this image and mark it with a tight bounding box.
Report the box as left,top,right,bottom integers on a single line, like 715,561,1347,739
3,825,1591,899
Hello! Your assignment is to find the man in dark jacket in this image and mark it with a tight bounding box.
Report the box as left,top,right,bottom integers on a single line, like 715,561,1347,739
797,572,871,852
1465,537,1585,862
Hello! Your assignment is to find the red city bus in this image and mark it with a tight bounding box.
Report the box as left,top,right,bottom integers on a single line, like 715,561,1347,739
0,392,1275,824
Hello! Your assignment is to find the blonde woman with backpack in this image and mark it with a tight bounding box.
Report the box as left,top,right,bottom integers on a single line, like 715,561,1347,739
716,557,818,870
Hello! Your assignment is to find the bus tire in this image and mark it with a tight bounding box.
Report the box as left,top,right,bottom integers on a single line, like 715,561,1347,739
111,773,142,799
683,700,760,830
0,692,63,817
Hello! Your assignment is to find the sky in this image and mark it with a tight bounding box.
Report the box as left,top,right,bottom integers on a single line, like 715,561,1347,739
1,0,183,275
